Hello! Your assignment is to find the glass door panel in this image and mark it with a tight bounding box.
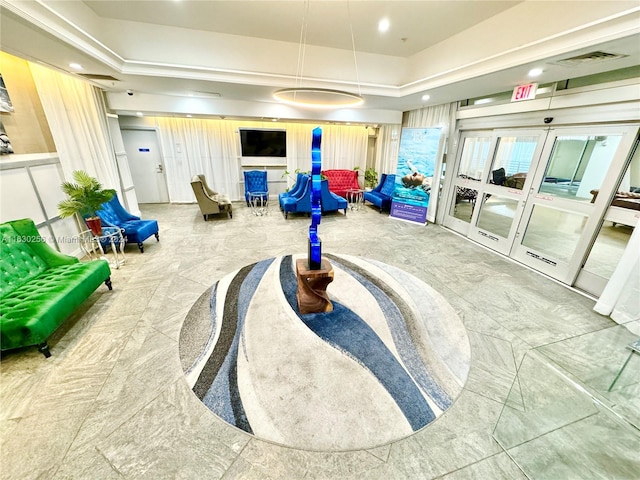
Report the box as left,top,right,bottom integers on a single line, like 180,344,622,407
489,135,539,190
458,136,491,180
449,186,478,221
520,205,588,264
539,134,622,201
443,133,492,233
476,194,519,239
574,143,640,296
582,222,632,278
512,125,639,284
467,130,548,255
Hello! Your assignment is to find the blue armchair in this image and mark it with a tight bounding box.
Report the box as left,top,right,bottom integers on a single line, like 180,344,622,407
244,170,268,206
364,174,396,213
282,175,311,218
97,195,159,253
278,173,305,210
282,176,347,218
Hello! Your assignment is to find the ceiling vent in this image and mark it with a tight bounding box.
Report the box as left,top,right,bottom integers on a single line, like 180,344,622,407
554,51,628,67
192,91,222,98
77,74,120,81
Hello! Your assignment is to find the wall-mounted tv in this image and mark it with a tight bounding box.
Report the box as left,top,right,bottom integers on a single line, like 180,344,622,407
239,129,286,157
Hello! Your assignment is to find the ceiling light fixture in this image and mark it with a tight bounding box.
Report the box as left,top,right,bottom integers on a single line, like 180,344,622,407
69,63,83,70
378,18,390,33
273,0,363,109
421,94,430,101
528,67,543,77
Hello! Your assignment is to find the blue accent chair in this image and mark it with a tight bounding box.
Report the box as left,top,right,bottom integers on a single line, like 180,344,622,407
97,195,159,253
244,170,268,206
282,176,347,218
282,175,311,218
320,180,348,214
364,174,396,213
278,173,305,210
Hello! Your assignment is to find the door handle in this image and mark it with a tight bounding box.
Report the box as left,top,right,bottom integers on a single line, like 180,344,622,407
156,164,164,173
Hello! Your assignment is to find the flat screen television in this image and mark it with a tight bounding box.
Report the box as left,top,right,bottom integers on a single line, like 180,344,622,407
239,129,286,157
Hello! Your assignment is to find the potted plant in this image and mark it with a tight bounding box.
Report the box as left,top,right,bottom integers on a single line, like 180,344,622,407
58,170,116,235
364,167,378,190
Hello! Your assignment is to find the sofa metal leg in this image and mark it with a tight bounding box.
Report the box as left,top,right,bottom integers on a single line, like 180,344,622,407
37,342,51,358
105,277,113,290
203,215,207,221
155,233,160,242
138,243,144,253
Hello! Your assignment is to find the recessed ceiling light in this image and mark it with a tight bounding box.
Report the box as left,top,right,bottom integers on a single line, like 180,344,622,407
528,68,543,77
69,63,83,70
422,94,430,101
186,114,192,118
378,18,390,33
136,112,143,117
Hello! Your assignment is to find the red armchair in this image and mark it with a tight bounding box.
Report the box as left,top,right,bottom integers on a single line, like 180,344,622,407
322,169,360,199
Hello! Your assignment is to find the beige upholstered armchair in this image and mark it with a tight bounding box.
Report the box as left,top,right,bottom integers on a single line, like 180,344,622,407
190,175,233,221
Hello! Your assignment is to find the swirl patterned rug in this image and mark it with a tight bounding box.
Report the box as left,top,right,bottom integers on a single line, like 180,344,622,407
179,254,471,451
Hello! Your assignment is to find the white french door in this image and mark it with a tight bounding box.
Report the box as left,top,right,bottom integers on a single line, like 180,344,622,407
443,124,639,287
511,125,639,284
443,129,548,255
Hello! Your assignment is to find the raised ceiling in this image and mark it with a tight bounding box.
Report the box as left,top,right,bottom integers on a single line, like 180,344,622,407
1,0,639,122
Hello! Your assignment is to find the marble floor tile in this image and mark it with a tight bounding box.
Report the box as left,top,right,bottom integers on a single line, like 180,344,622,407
436,452,527,480
1,201,632,479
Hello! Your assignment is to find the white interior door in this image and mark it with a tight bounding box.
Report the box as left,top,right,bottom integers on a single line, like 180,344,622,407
121,129,169,203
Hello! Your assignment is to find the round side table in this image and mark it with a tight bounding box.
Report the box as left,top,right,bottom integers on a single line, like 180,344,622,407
345,188,364,211
248,191,269,216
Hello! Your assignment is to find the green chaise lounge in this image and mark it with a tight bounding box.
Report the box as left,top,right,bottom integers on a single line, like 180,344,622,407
0,218,112,357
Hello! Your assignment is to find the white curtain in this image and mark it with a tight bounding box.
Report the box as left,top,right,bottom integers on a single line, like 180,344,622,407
285,123,314,187
321,125,368,171
594,218,640,323
154,117,240,202
29,63,120,191
374,125,401,175
405,103,456,133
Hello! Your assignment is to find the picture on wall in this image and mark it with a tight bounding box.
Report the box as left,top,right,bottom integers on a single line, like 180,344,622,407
0,74,14,113
0,121,14,155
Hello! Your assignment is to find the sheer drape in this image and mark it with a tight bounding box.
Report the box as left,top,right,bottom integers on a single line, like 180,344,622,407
594,218,640,323
154,117,240,202
285,123,314,187
321,125,368,170
405,103,456,133
374,125,401,174
30,63,120,190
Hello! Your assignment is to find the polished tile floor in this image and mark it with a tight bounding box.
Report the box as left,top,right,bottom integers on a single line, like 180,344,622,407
1,202,638,479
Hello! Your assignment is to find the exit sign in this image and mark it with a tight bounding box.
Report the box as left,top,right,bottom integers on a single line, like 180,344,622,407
511,83,538,102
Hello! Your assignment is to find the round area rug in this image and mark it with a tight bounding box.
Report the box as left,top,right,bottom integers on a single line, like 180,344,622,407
179,254,471,451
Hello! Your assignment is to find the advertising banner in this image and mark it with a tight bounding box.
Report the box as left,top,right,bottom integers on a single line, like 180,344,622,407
390,127,442,224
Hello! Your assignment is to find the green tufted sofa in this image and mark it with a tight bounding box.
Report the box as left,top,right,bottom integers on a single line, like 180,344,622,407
0,218,112,357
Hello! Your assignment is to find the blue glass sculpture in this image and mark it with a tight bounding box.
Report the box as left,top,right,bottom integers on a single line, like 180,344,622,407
308,127,323,269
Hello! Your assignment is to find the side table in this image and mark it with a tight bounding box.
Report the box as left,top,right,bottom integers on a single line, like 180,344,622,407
77,227,126,269
345,188,364,211
248,191,269,216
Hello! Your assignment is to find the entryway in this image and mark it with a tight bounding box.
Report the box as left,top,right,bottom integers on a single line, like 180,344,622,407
443,124,639,296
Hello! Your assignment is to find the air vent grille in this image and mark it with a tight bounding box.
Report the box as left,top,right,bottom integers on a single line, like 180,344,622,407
77,74,120,81
555,51,628,66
